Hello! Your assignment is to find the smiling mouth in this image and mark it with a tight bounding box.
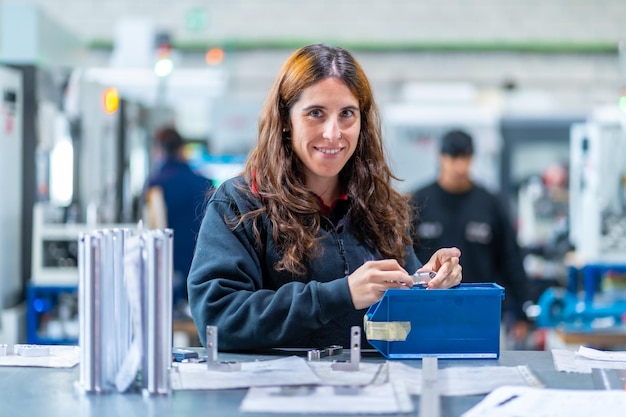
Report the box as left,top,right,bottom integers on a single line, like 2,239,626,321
315,147,342,155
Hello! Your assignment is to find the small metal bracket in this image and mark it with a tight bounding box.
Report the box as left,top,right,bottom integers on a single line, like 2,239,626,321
307,344,343,361
331,326,361,371
205,326,241,372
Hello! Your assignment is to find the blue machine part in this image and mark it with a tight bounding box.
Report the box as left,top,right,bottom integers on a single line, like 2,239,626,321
26,285,78,345
536,264,626,329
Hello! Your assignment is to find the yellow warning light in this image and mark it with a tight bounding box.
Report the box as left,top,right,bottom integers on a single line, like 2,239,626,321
103,87,119,114
205,47,225,66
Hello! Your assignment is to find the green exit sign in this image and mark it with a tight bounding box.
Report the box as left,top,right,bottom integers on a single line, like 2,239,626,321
185,8,208,33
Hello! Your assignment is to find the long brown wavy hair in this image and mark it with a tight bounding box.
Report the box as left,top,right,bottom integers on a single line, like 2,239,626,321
240,44,412,275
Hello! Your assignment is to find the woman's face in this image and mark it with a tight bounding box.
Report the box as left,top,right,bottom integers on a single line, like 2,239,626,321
289,77,361,192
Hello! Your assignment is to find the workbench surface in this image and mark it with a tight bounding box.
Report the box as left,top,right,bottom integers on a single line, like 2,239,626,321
0,350,594,417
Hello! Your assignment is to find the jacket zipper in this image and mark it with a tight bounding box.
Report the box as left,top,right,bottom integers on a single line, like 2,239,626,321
322,215,350,276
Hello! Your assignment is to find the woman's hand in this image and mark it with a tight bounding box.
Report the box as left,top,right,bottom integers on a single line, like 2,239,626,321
347,260,413,310
419,247,462,289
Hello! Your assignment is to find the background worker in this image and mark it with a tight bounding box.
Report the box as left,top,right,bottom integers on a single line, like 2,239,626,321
410,129,531,347
145,126,214,313
187,44,463,351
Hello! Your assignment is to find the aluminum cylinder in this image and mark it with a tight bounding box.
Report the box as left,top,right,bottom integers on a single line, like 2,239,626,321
142,229,173,395
77,232,105,393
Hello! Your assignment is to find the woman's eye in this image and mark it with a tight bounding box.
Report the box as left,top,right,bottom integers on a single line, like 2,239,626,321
309,109,322,117
341,109,354,118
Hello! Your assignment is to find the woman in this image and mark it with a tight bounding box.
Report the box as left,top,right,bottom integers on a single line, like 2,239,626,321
188,44,462,351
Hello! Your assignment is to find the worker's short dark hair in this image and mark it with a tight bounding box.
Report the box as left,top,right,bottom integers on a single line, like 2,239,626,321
440,129,474,157
156,127,183,156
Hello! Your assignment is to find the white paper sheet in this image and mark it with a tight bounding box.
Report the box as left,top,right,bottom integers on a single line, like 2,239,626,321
0,345,79,368
170,355,322,390
552,348,626,373
388,362,542,396
462,385,626,417
307,361,387,386
576,345,626,362
240,381,413,414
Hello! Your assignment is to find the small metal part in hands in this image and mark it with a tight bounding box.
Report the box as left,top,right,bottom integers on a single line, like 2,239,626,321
411,270,436,285
331,326,360,371
205,325,241,372
307,344,343,361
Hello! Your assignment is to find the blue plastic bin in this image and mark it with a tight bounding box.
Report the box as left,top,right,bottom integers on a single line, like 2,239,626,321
365,283,504,359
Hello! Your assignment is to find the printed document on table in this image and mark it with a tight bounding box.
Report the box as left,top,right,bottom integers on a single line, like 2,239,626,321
462,385,626,417
388,362,542,396
170,355,322,390
0,345,79,368
552,348,626,373
307,361,387,386
576,346,626,362
240,381,413,414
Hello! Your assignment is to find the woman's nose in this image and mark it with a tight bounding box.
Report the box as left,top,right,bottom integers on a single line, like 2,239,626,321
322,119,341,142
